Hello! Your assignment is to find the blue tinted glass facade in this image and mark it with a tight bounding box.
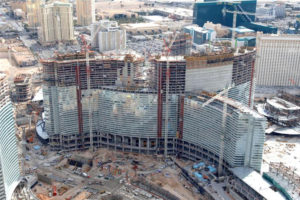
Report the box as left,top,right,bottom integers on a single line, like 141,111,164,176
193,0,257,28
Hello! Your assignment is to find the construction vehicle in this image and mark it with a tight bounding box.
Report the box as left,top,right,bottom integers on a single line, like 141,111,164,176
52,185,57,196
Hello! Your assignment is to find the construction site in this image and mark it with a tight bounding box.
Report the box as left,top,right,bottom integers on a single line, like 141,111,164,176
2,36,296,199
0,0,299,199
13,74,32,102
23,145,205,200
22,40,293,200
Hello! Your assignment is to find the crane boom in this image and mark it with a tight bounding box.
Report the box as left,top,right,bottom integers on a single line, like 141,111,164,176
201,85,233,108
201,84,233,177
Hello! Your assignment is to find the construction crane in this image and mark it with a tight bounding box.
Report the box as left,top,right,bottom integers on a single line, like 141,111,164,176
80,25,103,151
163,32,178,158
222,4,256,48
201,84,233,108
201,84,233,177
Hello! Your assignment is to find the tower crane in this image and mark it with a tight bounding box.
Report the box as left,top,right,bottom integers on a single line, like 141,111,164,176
222,4,256,48
80,25,103,151
201,84,234,177
163,32,178,158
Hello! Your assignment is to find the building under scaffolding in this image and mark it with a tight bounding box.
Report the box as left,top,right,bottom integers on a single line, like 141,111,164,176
14,74,32,102
42,53,144,150
164,32,192,56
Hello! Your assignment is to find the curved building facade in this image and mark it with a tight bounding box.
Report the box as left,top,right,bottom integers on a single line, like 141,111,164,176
181,94,266,171
0,75,21,200
42,52,265,173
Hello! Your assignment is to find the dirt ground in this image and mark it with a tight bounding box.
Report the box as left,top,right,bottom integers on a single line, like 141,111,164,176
29,148,200,200
0,56,41,78
95,0,153,18
263,135,300,176
148,167,197,200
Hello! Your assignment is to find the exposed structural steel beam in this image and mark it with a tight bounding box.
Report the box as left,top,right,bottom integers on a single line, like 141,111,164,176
201,85,233,108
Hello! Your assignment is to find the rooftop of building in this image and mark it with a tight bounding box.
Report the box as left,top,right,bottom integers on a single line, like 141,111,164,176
236,36,256,41
14,74,30,84
121,22,166,29
230,26,255,33
42,52,144,63
195,0,257,4
42,1,72,8
187,91,263,119
151,55,186,62
142,15,172,22
216,95,263,119
267,97,300,111
184,25,215,33
154,7,193,17
257,33,300,40
230,167,286,200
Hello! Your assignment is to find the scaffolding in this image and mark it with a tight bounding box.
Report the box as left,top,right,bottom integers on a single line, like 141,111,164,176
41,50,264,173
165,32,192,56
151,56,186,142
14,74,32,102
42,52,145,150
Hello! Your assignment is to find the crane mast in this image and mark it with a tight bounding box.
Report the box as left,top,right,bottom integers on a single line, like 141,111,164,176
80,25,103,151
201,84,233,177
163,32,178,157
222,4,256,48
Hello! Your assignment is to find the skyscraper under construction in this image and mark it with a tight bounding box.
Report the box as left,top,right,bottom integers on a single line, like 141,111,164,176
42,49,265,172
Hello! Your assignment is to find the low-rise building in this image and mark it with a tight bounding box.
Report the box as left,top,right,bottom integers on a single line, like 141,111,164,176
184,25,216,45
91,20,126,52
120,22,168,35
